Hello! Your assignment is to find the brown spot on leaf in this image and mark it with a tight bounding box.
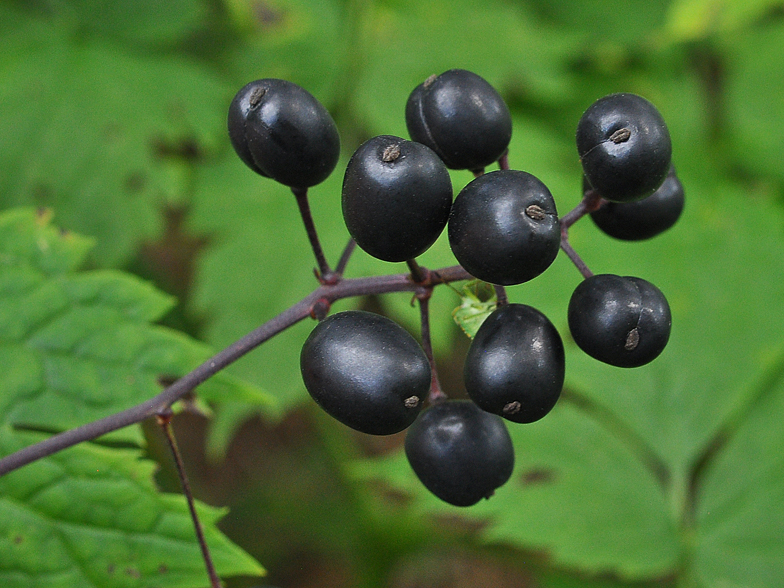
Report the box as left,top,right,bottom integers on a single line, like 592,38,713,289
124,172,146,194
124,567,141,579
520,467,556,485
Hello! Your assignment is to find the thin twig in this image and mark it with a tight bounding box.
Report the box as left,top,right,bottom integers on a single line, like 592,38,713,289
559,189,604,279
406,258,427,284
560,238,594,279
334,238,357,276
158,412,222,588
493,284,508,306
0,264,473,477
416,290,447,404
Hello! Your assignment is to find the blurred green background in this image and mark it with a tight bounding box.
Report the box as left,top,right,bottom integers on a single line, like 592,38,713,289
2,0,784,587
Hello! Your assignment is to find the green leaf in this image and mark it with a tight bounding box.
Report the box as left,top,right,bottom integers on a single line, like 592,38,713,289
351,170,784,582
353,399,679,578
0,207,278,444
220,0,348,107
0,428,264,587
188,152,354,412
0,6,229,266
665,0,782,41
0,207,270,583
694,372,784,587
352,0,580,137
451,280,497,339
723,20,784,182
529,0,672,44
28,0,209,47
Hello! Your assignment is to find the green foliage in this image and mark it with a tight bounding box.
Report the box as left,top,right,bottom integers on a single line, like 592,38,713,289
355,185,784,585
0,428,262,587
0,208,269,584
451,281,497,339
1,0,784,586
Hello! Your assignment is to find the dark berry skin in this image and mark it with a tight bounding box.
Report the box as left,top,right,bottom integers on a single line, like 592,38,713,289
465,304,564,423
228,79,340,189
342,135,453,262
406,69,512,171
568,274,671,368
577,93,672,203
405,400,514,506
448,170,560,285
589,166,685,240
300,311,429,435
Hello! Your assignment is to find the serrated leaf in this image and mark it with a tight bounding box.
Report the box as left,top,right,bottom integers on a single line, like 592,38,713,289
0,208,278,445
451,280,497,339
0,6,229,266
0,427,264,587
188,152,352,413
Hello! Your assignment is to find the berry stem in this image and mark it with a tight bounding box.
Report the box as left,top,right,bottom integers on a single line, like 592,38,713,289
416,289,447,404
493,284,508,306
559,189,604,279
406,258,427,283
292,187,333,281
497,151,509,170
560,237,594,279
157,411,222,588
334,238,357,276
0,264,474,477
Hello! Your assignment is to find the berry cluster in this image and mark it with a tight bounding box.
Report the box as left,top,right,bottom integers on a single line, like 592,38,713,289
227,70,683,507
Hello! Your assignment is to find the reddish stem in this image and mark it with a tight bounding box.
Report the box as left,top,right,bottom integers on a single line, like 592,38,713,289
559,189,605,279
416,289,447,404
292,187,332,281
158,413,222,588
0,264,473,477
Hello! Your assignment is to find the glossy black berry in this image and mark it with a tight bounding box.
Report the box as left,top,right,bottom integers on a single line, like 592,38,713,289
228,79,340,188
568,274,671,368
300,310,429,435
406,69,512,171
577,93,671,203
465,304,564,423
448,170,560,285
589,166,685,240
342,135,453,262
405,400,514,506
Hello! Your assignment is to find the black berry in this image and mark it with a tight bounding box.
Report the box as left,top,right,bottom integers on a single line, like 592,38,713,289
464,304,564,423
404,400,514,506
228,79,340,188
406,69,512,171
448,170,560,285
342,135,453,262
577,93,671,203
568,274,671,368
589,166,685,240
300,310,429,435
